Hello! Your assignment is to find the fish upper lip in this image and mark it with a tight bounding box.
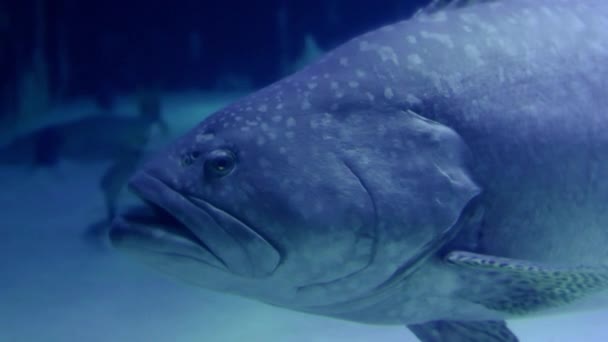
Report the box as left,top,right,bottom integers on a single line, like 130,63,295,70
124,171,281,278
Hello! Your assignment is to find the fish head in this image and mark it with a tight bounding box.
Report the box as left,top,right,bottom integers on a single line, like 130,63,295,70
110,64,480,308
109,87,386,304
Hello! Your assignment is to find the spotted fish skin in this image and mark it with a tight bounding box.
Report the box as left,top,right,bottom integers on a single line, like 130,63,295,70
110,1,608,341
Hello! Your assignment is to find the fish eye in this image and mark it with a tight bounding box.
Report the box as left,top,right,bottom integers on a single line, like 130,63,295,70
205,149,236,178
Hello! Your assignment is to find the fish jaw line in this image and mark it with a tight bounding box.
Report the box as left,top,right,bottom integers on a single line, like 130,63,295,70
109,173,229,270
123,171,281,278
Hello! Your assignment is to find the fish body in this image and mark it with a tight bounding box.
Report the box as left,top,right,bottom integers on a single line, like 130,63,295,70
110,1,608,340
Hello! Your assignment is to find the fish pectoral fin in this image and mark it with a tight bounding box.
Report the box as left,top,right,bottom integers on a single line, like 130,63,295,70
446,251,608,315
408,320,518,342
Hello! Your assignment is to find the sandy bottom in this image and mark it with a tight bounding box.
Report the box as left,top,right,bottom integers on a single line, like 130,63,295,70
1,94,606,341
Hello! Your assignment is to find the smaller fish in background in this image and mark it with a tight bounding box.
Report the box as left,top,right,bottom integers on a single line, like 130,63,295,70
98,89,169,219
0,88,168,239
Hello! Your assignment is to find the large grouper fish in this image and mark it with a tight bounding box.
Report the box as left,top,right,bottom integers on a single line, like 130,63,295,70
108,0,608,340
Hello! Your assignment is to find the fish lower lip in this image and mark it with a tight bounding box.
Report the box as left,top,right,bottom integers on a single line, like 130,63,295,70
109,198,227,270
122,200,200,243
124,171,281,278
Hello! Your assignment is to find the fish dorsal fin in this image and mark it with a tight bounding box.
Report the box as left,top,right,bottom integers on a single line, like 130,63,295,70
446,251,608,315
414,0,499,18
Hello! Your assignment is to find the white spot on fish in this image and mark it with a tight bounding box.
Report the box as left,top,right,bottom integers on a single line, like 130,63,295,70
359,41,372,52
377,124,387,136
540,6,555,19
195,133,214,143
429,71,444,94
420,31,455,49
459,13,478,24
339,57,349,66
356,69,366,78
590,40,608,54
406,94,421,105
301,99,311,110
321,113,333,125
276,103,284,110
307,82,318,90
384,87,394,100
272,115,282,123
430,11,447,22
330,81,339,90
286,117,296,128
445,73,464,94
523,10,539,27
378,46,399,66
407,54,423,65
479,22,497,34
310,119,319,129
256,136,266,146
285,131,295,139
569,13,586,32
407,35,417,44
348,81,359,88
366,92,375,102
497,38,518,56
279,147,287,154
464,44,484,66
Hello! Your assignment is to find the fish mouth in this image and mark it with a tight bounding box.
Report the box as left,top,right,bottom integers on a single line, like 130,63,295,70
109,171,281,278
110,196,229,271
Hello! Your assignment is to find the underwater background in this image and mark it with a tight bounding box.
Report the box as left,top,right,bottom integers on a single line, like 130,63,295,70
1,0,607,341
